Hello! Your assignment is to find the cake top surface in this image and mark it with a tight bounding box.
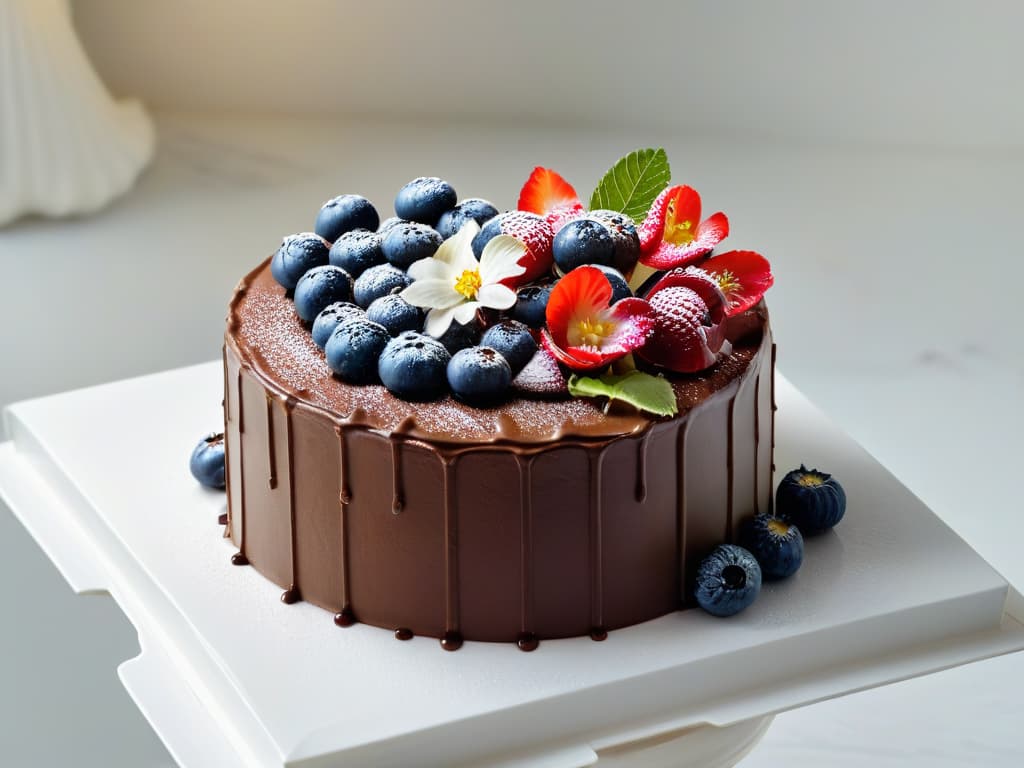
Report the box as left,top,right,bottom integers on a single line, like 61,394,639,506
227,262,764,445
227,147,775,444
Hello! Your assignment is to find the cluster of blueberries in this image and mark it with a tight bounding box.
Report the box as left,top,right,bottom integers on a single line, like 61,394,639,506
694,466,847,617
269,177,638,405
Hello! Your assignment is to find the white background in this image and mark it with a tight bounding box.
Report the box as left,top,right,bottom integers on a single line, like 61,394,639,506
74,0,1024,148
1,1,1022,766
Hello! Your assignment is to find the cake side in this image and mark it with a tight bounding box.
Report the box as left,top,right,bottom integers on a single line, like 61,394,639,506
222,264,774,644
211,147,785,648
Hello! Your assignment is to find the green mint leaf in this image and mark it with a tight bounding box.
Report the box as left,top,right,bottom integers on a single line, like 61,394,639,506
566,374,615,400
589,148,671,224
567,370,678,417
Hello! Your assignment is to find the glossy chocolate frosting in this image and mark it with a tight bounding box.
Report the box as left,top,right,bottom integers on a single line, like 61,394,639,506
222,259,775,649
228,261,760,444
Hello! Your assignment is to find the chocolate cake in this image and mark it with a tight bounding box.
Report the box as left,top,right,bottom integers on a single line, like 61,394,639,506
219,149,778,649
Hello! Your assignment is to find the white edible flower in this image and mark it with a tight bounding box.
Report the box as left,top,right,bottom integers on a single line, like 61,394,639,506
400,221,527,337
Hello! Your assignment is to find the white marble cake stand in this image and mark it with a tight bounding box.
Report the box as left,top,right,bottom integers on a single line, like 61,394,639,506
1,363,1022,768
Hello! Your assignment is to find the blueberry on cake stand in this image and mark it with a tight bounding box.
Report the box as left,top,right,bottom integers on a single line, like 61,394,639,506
1,363,1022,767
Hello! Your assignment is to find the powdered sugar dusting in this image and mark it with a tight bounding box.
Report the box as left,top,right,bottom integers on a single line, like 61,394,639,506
512,347,568,396
230,262,761,444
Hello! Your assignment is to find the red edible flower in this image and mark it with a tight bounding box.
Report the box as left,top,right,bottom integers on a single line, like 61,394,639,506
518,167,585,233
637,185,729,270
541,266,655,371
699,250,774,317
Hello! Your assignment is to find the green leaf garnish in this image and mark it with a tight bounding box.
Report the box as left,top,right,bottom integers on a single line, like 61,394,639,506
589,148,671,224
567,370,678,417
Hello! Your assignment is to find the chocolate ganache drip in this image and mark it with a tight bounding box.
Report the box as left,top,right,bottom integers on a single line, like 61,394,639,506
221,261,774,647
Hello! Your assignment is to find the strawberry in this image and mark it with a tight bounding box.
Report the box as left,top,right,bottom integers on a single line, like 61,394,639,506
637,267,729,373
638,286,717,373
545,203,585,234
472,211,555,286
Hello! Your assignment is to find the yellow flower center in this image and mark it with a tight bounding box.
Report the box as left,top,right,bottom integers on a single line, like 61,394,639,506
453,268,482,299
715,269,741,295
797,472,826,488
663,199,695,246
574,317,616,348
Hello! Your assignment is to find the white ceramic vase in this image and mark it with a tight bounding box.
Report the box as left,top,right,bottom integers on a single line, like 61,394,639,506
0,0,155,226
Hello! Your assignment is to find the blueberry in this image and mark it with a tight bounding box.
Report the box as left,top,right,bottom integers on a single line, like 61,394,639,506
447,346,512,406
552,218,615,273
436,318,482,354
328,229,385,278
511,282,556,328
271,233,330,291
436,198,500,239
592,265,633,304
694,544,762,617
480,320,536,375
366,293,424,336
294,265,354,323
739,514,805,580
315,195,379,242
378,331,451,401
377,216,408,235
394,177,457,225
382,222,443,269
776,465,847,535
470,215,503,258
189,433,226,489
353,263,413,308
311,301,365,349
587,210,641,274
324,318,390,384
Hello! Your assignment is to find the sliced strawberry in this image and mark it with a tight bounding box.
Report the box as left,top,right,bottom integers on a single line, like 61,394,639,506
700,250,774,317
512,346,569,397
518,167,581,217
496,211,555,286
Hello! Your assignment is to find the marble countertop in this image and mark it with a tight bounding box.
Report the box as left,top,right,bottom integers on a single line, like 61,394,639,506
1,113,1021,766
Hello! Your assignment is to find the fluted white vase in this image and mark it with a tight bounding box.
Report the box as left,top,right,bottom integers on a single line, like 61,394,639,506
0,0,155,226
